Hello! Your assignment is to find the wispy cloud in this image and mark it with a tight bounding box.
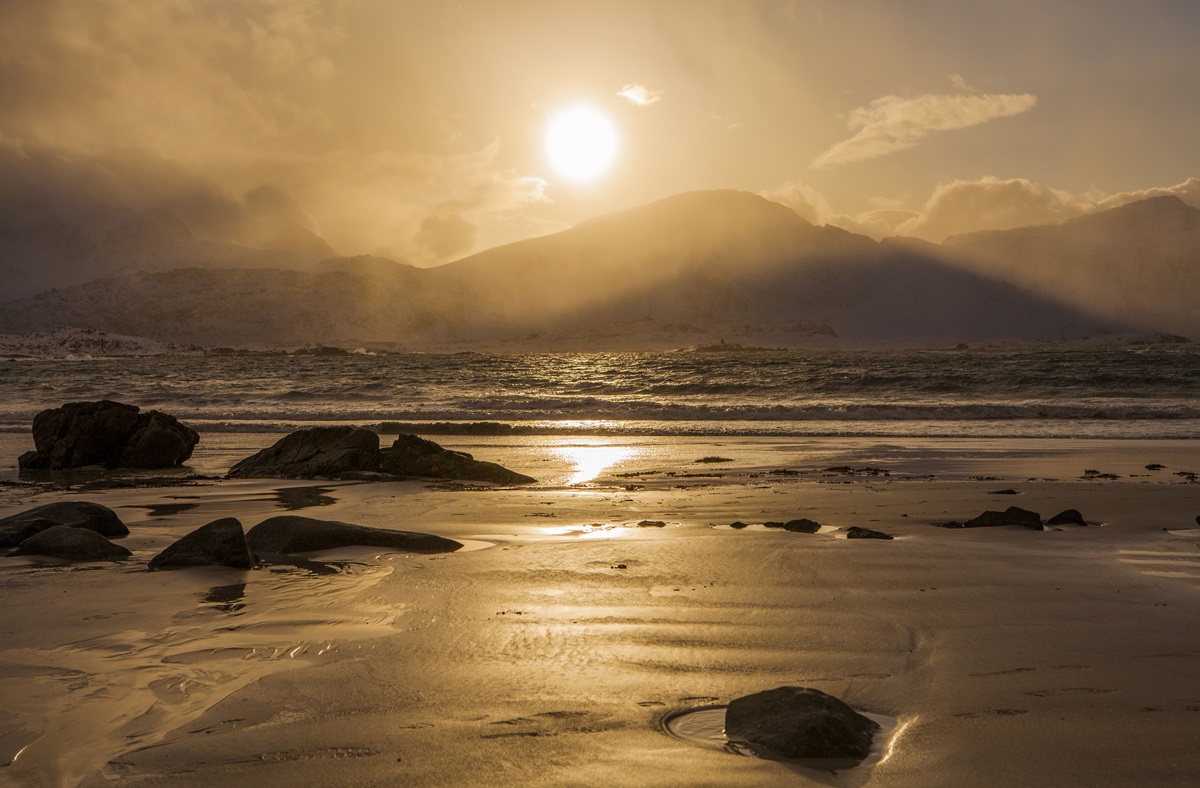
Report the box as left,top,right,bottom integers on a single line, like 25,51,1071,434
812,92,1038,169
617,84,663,107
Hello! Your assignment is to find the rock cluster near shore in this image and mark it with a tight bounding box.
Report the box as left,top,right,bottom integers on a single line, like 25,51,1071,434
229,426,536,484
18,400,199,471
2,499,462,566
939,506,1095,530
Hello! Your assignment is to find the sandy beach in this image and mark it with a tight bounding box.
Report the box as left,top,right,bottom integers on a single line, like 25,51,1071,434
2,433,1200,786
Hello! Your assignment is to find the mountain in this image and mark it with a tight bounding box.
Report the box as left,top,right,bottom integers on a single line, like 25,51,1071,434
1,189,1186,349
945,195,1200,338
0,205,339,300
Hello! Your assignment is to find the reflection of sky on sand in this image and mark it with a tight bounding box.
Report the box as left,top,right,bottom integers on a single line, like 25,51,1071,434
554,443,641,485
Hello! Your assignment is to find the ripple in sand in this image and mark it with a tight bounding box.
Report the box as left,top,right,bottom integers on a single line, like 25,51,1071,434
663,704,903,776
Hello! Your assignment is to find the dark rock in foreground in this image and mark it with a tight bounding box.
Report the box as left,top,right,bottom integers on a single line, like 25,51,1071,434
380,434,535,485
149,518,256,570
1046,509,1088,527
228,426,380,479
846,526,894,540
724,686,880,761
941,506,1043,530
245,515,462,554
18,400,199,470
9,525,132,561
0,501,129,547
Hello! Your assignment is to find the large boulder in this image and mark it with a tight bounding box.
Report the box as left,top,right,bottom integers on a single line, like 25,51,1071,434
380,434,535,485
0,501,129,548
245,515,461,554
149,518,256,570
228,426,380,479
724,686,880,761
18,400,199,470
9,525,132,561
846,526,894,540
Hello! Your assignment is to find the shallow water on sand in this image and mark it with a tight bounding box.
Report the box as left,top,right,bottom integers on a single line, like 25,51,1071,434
0,559,401,786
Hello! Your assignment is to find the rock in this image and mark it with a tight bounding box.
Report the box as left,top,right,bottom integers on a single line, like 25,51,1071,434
1046,509,1088,527
117,410,201,468
637,520,667,527
1145,464,1166,471
245,515,462,554
724,686,880,761
783,518,821,533
379,434,535,485
228,426,380,479
0,501,129,547
9,525,132,561
148,518,256,570
846,526,893,540
729,521,749,529
988,489,1020,495
18,400,199,470
763,521,786,529
962,506,1043,530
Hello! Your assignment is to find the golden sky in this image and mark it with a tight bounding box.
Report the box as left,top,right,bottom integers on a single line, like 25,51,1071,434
1,0,1198,263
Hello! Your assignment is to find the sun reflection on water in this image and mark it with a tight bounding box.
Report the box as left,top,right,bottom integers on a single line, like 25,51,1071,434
555,444,640,485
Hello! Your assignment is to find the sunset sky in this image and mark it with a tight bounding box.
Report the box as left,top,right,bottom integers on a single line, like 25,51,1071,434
2,0,1198,264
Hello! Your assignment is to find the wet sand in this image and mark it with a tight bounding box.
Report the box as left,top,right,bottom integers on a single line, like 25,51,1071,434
2,435,1199,786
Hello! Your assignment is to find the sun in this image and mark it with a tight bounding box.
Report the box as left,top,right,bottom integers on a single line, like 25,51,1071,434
545,106,618,182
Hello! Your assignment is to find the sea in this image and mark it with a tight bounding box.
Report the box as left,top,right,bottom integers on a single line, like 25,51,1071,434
1,348,1198,441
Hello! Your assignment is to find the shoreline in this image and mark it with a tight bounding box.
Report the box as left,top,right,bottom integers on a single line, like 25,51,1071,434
1,435,1198,785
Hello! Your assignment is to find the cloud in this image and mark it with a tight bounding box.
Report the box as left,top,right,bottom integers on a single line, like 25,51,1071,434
414,214,477,261
1097,177,1200,212
760,180,833,225
812,92,1038,169
764,175,1200,244
895,177,1091,241
617,84,663,107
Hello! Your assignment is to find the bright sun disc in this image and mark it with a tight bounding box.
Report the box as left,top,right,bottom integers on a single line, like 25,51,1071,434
545,106,618,182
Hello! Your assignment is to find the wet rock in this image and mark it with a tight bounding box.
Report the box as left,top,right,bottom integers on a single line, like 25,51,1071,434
988,489,1020,495
846,526,894,540
958,506,1044,530
783,518,821,533
637,520,667,527
18,400,199,470
9,525,132,561
729,521,749,529
1046,509,1088,527
379,434,534,485
149,518,256,570
1145,464,1166,471
0,501,129,547
724,686,880,761
228,426,380,479
245,515,462,554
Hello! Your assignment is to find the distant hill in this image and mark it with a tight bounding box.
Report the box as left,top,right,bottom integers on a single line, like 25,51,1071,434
3,188,1193,349
945,195,1200,338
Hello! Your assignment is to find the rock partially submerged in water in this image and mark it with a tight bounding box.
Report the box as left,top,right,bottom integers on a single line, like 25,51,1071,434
846,526,894,540
229,426,380,479
9,525,132,561
941,506,1043,530
245,515,462,554
18,400,199,471
227,428,535,484
149,517,256,570
724,686,880,761
380,434,535,485
0,501,129,547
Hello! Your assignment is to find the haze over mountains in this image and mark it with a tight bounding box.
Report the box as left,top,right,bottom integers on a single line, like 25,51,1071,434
1,189,1197,350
